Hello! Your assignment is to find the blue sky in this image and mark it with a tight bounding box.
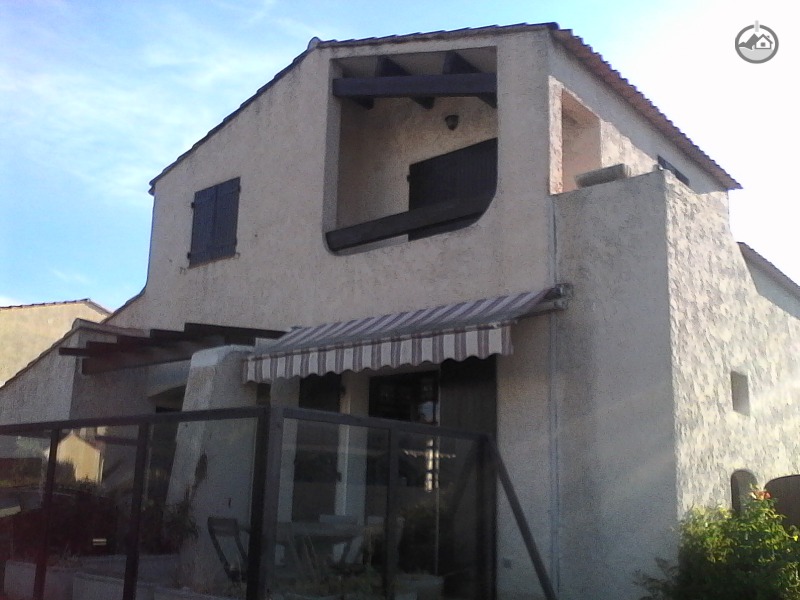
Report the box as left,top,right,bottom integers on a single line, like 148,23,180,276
1,0,798,310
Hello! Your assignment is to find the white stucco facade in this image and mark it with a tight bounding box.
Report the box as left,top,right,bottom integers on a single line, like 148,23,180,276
1,24,798,600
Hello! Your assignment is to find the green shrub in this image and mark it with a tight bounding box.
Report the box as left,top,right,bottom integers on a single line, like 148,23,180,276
639,491,800,600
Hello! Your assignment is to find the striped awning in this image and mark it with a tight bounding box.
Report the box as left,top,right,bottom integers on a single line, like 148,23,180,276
244,287,563,382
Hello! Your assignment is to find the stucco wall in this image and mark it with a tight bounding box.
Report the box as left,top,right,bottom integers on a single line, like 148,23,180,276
112,30,555,334
337,94,498,228
168,346,259,591
554,172,678,600
549,42,723,195
665,176,800,512
0,328,80,424
496,318,554,599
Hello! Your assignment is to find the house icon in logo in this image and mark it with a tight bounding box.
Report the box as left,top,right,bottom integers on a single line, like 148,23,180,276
755,35,773,49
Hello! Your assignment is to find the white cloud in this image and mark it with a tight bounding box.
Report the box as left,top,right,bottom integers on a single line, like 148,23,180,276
50,269,92,286
0,2,307,212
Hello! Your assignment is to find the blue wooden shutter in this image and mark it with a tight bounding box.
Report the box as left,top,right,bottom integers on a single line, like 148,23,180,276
211,177,240,259
189,187,215,265
408,138,497,239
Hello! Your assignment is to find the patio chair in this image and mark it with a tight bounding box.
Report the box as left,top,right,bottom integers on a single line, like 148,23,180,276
207,516,249,583
318,514,359,566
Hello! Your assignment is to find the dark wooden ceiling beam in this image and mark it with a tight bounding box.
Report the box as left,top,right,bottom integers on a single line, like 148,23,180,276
183,322,284,344
332,72,496,100
81,341,215,375
60,322,286,374
115,334,162,346
442,51,496,108
149,328,197,342
376,57,434,109
85,340,158,354
59,347,98,358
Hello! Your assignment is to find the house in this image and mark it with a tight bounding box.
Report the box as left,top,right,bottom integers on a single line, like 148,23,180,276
755,34,773,49
0,299,109,387
1,23,799,600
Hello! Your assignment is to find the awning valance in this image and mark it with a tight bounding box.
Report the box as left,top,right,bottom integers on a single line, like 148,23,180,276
244,286,568,382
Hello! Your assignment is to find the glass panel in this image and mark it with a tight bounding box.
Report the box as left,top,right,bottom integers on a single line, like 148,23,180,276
0,432,50,562
396,432,482,600
274,419,388,599
0,431,51,600
0,427,140,600
57,424,139,600
50,426,133,561
0,409,558,600
138,417,259,599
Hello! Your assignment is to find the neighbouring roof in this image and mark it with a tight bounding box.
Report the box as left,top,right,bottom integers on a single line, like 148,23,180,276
0,298,109,314
148,23,739,193
0,299,111,385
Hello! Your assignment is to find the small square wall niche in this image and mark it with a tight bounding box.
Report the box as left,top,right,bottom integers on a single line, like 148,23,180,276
731,370,750,416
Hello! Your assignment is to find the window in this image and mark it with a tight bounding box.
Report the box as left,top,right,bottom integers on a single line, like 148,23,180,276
560,90,601,193
188,177,240,265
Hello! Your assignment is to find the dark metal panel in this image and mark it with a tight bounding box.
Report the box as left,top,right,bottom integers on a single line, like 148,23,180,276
477,437,497,600
332,72,496,99
245,412,270,600
122,423,150,600
384,425,400,597
33,429,61,600
282,406,484,441
261,408,285,596
0,406,268,437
